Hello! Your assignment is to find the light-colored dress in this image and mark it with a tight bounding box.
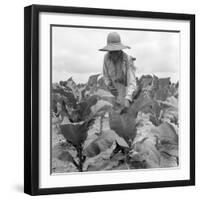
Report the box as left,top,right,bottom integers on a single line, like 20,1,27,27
103,51,137,106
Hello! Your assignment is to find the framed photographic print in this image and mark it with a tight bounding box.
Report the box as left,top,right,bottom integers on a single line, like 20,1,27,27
24,4,195,195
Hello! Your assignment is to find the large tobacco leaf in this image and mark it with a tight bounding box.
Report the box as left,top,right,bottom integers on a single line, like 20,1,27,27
94,89,115,105
86,74,101,88
109,110,137,146
84,142,117,171
97,76,108,90
52,85,77,108
153,122,178,164
58,151,75,163
153,122,178,144
76,95,98,121
132,122,178,168
83,130,128,157
159,96,178,124
59,120,95,171
90,99,113,115
59,121,92,147
130,94,159,117
158,78,171,89
131,138,161,168
109,94,158,146
84,142,127,171
154,78,171,101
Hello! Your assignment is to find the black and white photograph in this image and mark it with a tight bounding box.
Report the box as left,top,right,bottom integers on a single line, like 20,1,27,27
51,26,179,173
23,4,195,195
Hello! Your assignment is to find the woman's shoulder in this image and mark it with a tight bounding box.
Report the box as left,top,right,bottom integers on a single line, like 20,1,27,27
122,52,136,71
103,52,110,60
122,52,136,62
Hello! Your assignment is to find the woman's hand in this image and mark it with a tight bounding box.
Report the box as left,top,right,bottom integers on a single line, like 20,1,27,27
124,99,131,108
120,99,131,114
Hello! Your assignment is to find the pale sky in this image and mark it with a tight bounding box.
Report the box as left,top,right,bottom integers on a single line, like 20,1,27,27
52,26,179,84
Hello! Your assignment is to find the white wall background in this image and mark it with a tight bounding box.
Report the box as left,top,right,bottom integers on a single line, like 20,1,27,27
0,0,199,199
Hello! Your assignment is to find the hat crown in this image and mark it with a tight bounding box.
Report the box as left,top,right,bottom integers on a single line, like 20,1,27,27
107,32,121,44
99,32,130,51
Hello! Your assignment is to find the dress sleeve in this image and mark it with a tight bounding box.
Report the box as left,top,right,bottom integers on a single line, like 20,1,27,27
103,54,112,86
125,56,137,102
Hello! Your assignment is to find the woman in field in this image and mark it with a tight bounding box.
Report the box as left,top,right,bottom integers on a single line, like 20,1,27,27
99,32,137,108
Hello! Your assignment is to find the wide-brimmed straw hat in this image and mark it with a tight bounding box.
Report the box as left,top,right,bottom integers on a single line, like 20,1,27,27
99,32,130,51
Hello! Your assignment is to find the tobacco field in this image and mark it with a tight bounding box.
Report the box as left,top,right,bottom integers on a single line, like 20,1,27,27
51,74,179,173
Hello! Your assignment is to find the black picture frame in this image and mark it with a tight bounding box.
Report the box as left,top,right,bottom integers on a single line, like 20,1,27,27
24,4,195,196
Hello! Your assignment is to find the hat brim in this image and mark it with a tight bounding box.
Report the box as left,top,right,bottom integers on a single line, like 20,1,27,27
99,43,130,51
